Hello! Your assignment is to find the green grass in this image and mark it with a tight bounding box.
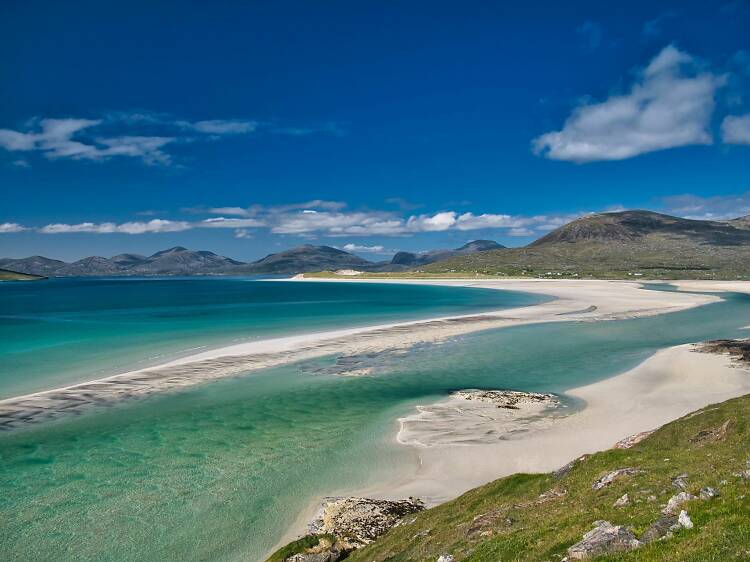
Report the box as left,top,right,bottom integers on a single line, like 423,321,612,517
266,534,338,562
277,394,750,562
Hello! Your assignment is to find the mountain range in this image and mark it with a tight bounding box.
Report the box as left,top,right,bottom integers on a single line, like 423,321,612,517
5,210,750,280
0,240,503,277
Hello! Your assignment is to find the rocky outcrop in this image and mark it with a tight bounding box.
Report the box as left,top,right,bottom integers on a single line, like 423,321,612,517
663,491,696,516
566,521,641,559
592,467,643,490
452,389,559,410
310,497,425,548
614,429,655,449
697,339,750,365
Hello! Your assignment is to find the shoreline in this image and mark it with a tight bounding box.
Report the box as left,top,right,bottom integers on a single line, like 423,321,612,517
274,341,750,553
0,279,719,430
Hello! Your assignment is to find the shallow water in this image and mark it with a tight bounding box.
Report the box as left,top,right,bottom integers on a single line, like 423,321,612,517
0,278,540,398
1,286,750,561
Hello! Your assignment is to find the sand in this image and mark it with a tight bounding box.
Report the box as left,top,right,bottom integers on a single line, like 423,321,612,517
0,279,721,430
369,343,750,505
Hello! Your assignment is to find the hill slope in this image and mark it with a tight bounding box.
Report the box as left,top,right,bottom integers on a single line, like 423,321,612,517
424,211,750,279
270,385,750,562
389,240,504,268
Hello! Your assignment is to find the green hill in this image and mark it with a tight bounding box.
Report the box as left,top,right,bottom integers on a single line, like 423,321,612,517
422,211,750,279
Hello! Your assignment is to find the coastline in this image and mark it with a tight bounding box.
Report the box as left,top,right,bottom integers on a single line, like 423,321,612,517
274,341,750,553
0,279,719,430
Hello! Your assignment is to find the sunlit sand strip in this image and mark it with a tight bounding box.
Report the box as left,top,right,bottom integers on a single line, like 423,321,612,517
0,279,721,430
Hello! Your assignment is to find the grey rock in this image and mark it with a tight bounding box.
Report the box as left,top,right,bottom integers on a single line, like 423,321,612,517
671,473,689,491
613,430,655,449
592,468,642,490
567,521,641,559
699,486,719,499
641,515,677,543
554,455,589,479
677,510,694,530
663,492,696,515
613,494,630,507
437,556,455,562
452,389,558,410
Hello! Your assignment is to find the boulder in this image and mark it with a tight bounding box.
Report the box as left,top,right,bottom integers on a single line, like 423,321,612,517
677,510,694,530
592,468,643,490
614,430,655,449
662,492,696,515
567,521,641,559
313,497,425,547
641,515,677,543
699,486,719,499
437,556,455,562
613,493,630,507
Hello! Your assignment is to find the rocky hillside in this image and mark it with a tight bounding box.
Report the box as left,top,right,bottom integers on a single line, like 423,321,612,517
268,347,750,561
424,211,750,279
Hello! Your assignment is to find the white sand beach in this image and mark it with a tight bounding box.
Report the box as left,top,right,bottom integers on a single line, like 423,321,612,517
0,279,722,429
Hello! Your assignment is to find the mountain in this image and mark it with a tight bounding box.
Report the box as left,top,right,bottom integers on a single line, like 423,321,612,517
423,210,750,279
387,240,505,268
127,247,243,275
233,245,373,274
0,256,67,276
0,247,245,277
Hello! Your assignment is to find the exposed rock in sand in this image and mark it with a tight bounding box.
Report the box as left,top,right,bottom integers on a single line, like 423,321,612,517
696,339,750,365
452,389,559,409
566,521,641,559
398,389,563,447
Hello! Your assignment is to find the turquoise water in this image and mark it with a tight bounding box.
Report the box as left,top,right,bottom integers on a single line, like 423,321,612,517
1,283,750,561
0,278,541,398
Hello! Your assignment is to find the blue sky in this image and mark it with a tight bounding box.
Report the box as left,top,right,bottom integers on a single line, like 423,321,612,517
1,0,749,261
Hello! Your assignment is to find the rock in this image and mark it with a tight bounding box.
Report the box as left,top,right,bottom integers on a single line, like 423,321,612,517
641,516,677,543
614,430,655,449
314,497,425,547
613,493,630,507
285,536,347,562
437,556,455,562
566,521,641,559
699,486,719,499
452,389,559,410
663,492,696,515
735,469,750,480
690,419,733,445
677,510,694,530
554,455,589,479
671,473,689,491
592,468,643,490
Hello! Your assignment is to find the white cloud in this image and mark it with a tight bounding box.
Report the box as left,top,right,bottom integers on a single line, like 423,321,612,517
39,219,192,234
198,217,265,229
181,119,258,134
722,114,750,144
234,229,252,239
341,243,389,254
661,192,750,220
533,45,726,162
0,222,27,233
406,211,457,232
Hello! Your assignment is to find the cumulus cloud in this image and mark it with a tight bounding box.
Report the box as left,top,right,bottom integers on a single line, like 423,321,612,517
0,222,28,233
341,243,389,254
661,192,750,220
722,114,750,144
533,45,726,162
39,219,192,234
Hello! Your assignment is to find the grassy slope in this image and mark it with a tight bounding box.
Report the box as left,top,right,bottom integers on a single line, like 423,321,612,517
270,394,750,561
0,268,45,281
349,394,750,562
421,236,750,280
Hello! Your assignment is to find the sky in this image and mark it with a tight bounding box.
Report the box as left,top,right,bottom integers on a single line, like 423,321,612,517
1,0,749,262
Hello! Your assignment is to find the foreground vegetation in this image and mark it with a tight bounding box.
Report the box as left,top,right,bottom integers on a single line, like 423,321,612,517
269,392,750,561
